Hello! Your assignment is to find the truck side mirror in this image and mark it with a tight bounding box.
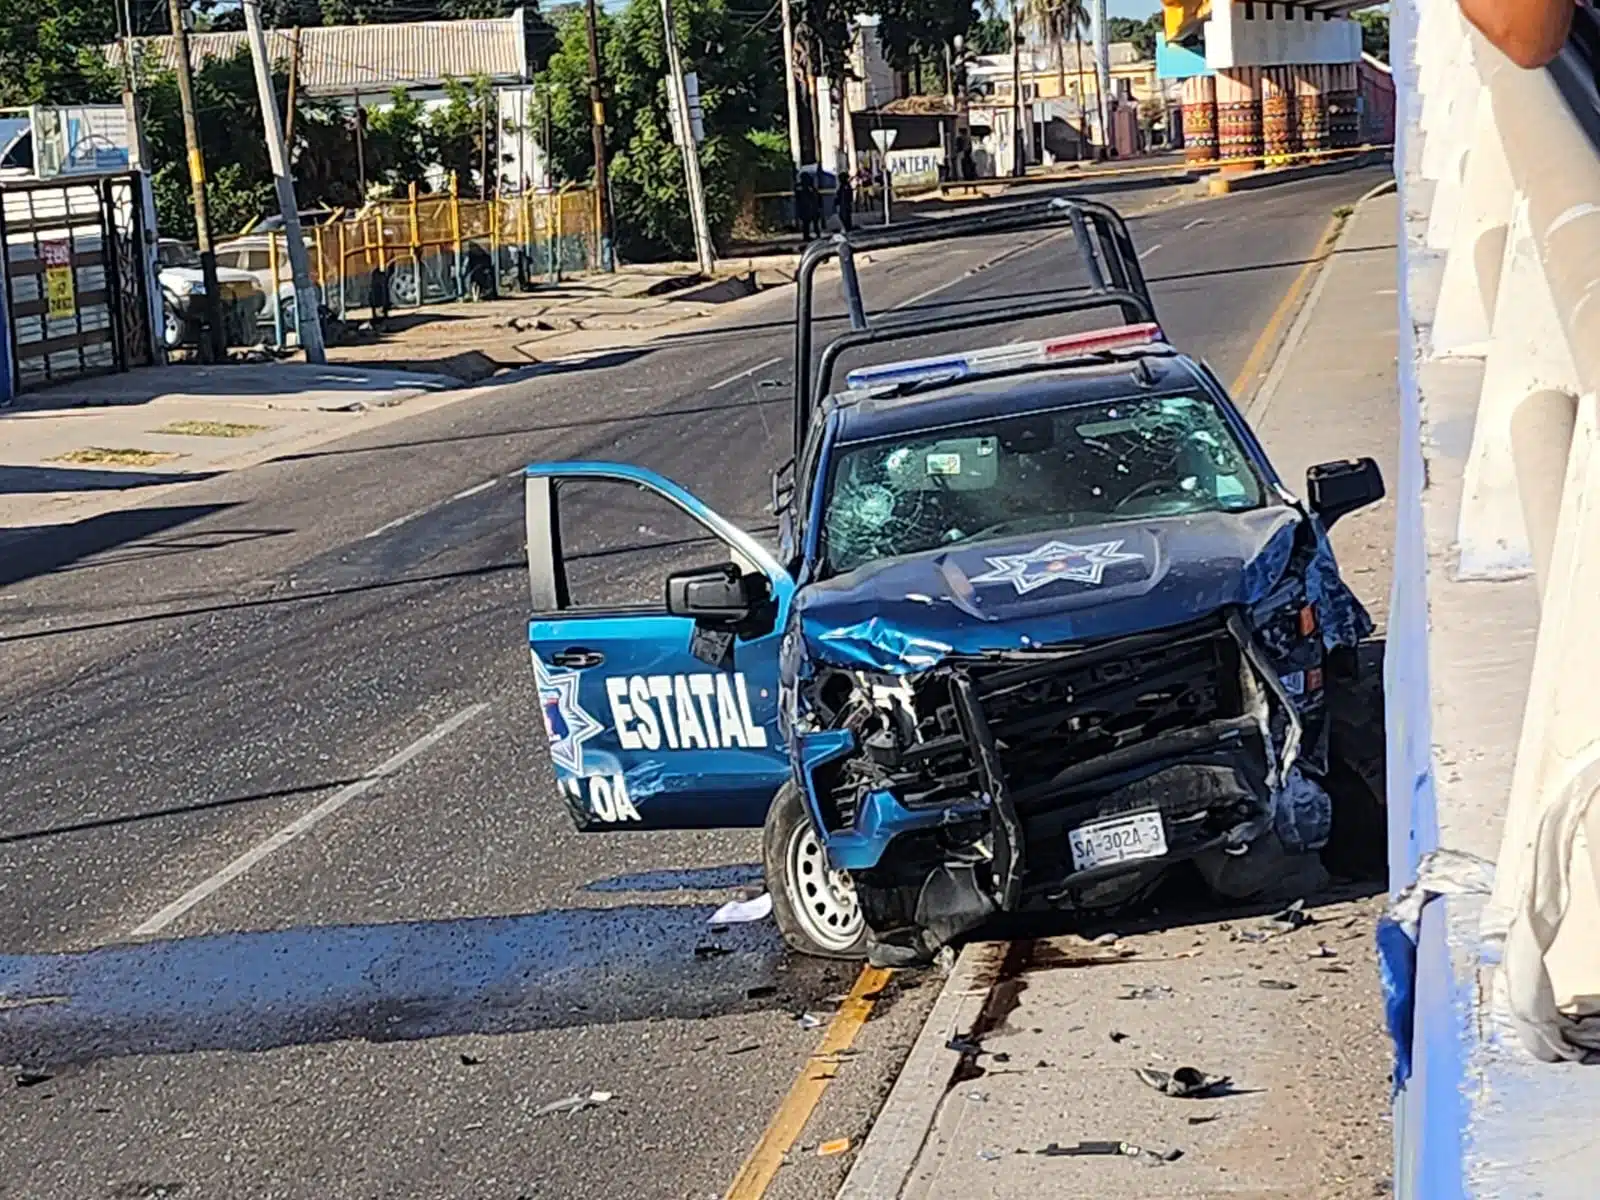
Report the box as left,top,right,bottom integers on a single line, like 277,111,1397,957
666,562,769,624
1306,457,1385,529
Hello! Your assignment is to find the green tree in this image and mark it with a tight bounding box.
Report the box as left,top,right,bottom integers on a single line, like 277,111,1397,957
1357,8,1389,61
968,15,1010,54
540,0,784,260
141,48,287,237
1107,13,1161,59
0,0,116,108
876,0,977,73
424,76,498,192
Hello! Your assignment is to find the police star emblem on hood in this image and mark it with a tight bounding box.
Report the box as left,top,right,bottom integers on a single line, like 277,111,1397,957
968,538,1143,595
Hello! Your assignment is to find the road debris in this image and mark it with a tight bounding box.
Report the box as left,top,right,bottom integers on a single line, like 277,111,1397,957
1120,984,1174,1000
1268,899,1315,933
745,984,779,1000
1259,979,1299,991
726,1042,762,1056
946,1035,984,1055
796,1012,826,1030
693,943,733,959
14,1070,52,1089
1092,932,1120,946
458,1053,482,1066
978,1148,1004,1162
818,1138,851,1157
1035,1140,1184,1164
532,1090,613,1118
709,893,772,924
1109,1030,1130,1043
1309,944,1338,958
1187,1113,1221,1125
1134,1066,1233,1098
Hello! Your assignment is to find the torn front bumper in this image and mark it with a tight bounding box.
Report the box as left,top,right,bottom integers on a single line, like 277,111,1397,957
797,610,1320,930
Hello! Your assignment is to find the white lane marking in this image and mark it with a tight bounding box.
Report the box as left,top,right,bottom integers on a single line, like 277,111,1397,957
364,477,504,538
708,355,784,391
1183,217,1208,231
892,228,1071,312
364,511,419,539
1139,242,1164,259
130,703,490,937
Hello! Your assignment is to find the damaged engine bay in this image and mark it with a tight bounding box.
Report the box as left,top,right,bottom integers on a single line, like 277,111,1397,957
789,558,1363,963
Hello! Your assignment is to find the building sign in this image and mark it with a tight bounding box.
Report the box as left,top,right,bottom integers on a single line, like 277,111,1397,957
886,148,943,191
41,241,75,319
31,105,132,178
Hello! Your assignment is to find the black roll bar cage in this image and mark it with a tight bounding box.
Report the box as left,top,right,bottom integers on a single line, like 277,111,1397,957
791,195,1160,457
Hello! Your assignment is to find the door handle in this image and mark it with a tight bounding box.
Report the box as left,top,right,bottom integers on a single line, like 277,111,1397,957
551,647,605,669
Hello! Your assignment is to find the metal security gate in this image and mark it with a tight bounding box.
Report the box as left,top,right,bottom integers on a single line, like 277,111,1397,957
0,172,152,398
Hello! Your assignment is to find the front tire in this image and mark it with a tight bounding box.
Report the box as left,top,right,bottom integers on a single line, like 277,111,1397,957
1321,646,1388,881
763,782,867,959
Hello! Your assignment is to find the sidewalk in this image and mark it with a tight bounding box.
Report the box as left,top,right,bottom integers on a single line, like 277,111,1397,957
839,186,1401,1200
0,264,790,542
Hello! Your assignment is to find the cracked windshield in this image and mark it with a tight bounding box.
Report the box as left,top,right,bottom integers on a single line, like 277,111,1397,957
823,392,1265,573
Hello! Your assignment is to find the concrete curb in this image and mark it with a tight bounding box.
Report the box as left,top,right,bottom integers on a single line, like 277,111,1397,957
834,944,1003,1200
1206,149,1393,195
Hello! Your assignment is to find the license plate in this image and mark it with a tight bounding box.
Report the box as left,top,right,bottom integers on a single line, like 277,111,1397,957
1068,811,1169,872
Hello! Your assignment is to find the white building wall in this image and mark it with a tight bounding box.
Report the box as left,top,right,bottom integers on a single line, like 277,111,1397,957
1204,5,1361,68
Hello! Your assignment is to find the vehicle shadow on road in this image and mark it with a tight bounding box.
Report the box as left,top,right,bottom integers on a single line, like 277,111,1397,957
0,903,823,1069
0,503,243,591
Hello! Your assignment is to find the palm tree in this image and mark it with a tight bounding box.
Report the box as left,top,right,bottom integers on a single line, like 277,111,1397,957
1066,0,1104,159
1016,0,1078,101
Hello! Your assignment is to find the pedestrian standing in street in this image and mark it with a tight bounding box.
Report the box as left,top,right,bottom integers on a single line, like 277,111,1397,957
836,171,854,234
797,172,820,241
367,264,392,330
792,171,807,238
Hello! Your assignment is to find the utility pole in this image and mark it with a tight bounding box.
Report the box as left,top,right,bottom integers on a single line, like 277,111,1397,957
659,0,715,274
242,0,327,363
1092,0,1112,159
583,0,615,271
479,93,490,200
1009,0,1025,176
353,93,367,198
167,0,227,362
115,0,148,164
778,0,803,169
284,28,302,147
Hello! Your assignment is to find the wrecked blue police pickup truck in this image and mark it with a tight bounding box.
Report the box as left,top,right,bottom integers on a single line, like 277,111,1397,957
522,198,1387,966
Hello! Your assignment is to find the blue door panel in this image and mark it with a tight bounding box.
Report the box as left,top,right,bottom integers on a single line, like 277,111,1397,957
524,462,794,833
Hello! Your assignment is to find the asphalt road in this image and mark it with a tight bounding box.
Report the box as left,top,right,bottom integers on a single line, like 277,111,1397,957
0,166,1387,1200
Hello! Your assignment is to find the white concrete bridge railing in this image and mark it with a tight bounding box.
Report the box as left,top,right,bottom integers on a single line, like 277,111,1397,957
1411,0,1600,1064
1396,0,1600,1191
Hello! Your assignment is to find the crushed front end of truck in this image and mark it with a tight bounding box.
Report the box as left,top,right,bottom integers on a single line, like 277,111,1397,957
782,509,1373,966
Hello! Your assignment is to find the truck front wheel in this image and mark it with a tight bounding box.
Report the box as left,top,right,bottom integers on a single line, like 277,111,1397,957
763,782,867,959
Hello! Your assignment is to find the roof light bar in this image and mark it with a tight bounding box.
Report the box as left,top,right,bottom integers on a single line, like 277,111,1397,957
844,322,1163,391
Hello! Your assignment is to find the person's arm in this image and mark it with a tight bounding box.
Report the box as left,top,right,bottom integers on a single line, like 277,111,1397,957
1458,0,1576,67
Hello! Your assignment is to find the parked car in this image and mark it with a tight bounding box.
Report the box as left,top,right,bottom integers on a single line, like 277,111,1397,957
155,238,265,349
213,234,308,335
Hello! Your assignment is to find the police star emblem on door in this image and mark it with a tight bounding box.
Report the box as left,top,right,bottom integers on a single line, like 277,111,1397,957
533,652,605,776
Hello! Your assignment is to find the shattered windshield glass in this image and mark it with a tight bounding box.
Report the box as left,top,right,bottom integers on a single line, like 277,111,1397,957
822,393,1265,575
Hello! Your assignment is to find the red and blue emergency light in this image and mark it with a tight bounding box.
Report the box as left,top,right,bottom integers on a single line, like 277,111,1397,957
843,322,1165,391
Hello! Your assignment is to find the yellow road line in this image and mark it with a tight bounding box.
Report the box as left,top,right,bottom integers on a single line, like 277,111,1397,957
723,964,893,1200
1229,210,1344,402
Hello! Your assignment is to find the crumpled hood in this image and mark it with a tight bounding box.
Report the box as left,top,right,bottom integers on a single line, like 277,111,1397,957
795,507,1308,673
